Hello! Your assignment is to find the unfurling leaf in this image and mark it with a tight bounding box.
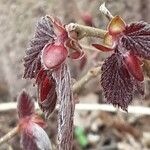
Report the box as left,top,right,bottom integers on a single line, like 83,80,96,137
101,54,133,110
93,16,150,110
36,69,57,118
122,21,150,59
17,90,35,118
17,91,51,150
21,123,52,150
41,44,68,69
24,16,55,79
52,63,74,150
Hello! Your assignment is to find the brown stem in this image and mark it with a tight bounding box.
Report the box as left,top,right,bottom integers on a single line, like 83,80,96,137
73,66,101,93
0,126,19,146
66,23,107,39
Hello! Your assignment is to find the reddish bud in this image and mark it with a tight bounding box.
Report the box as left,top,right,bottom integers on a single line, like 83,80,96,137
20,122,52,150
42,44,68,69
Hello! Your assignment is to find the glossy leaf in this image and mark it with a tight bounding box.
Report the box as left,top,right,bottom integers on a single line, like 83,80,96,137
24,16,55,79
37,69,57,118
41,43,68,69
17,90,35,119
101,53,133,110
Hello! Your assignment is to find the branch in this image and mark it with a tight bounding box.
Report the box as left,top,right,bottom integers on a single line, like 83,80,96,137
64,3,114,41
0,126,19,145
73,66,101,93
66,23,107,39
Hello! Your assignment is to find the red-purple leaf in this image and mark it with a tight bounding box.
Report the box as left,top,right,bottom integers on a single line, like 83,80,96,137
17,90,35,119
101,53,133,110
122,52,144,81
37,70,57,118
121,21,150,59
52,63,74,150
41,44,68,69
21,122,52,150
24,16,55,79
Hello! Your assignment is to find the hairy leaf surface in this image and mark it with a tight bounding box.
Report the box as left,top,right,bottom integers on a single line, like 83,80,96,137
101,53,133,110
21,123,52,150
52,63,74,150
121,21,150,59
24,16,55,79
17,90,35,118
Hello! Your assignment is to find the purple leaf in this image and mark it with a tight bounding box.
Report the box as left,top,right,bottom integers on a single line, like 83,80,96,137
41,43,68,69
122,51,144,81
24,16,55,79
121,21,150,59
36,69,57,118
52,63,74,150
17,90,35,118
21,122,52,150
101,53,134,110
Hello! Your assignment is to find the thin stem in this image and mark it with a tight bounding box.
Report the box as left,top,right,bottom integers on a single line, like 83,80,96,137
66,23,107,39
73,66,101,93
0,126,19,145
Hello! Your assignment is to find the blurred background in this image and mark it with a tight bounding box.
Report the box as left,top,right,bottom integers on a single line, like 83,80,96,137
0,0,150,149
